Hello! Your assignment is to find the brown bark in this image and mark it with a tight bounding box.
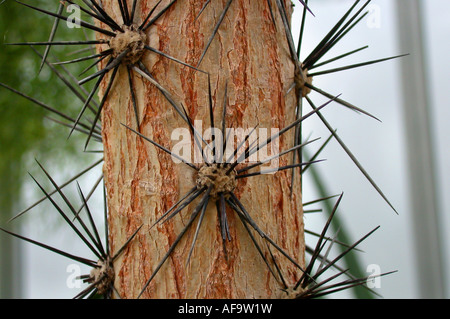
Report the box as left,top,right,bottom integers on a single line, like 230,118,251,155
100,0,304,299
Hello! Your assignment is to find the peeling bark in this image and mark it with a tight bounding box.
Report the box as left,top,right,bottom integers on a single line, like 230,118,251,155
100,0,304,299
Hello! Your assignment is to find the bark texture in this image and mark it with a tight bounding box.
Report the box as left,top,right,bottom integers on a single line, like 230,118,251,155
100,0,304,299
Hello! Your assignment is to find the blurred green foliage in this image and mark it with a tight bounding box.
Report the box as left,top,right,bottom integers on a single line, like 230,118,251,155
0,0,97,217
0,1,101,297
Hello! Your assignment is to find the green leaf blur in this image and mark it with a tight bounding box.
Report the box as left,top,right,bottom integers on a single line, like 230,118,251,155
0,0,97,216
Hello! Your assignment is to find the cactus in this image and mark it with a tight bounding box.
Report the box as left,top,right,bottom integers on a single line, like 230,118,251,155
0,0,402,299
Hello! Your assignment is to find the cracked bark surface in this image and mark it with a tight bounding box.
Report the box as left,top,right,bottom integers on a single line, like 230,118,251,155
100,0,304,299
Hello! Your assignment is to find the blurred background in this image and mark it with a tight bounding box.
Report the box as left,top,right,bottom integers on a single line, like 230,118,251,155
0,0,449,298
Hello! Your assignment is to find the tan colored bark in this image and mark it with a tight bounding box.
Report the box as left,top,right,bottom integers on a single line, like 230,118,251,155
99,0,304,299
